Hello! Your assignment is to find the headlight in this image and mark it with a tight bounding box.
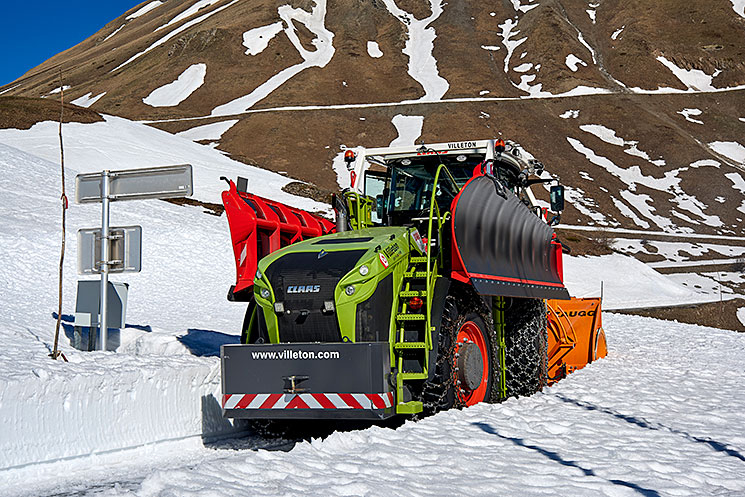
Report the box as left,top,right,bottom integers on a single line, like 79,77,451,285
345,285,356,296
359,265,369,276
256,269,263,280
260,288,270,299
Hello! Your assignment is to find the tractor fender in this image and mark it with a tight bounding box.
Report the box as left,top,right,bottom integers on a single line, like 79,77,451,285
427,277,451,381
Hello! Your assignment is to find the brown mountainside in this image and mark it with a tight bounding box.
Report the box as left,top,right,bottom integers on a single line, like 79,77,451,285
2,0,744,235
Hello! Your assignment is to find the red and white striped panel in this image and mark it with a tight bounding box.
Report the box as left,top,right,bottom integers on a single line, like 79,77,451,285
223,392,394,410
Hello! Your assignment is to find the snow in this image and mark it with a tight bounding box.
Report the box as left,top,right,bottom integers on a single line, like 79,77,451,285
563,254,716,308
8,313,745,496
176,119,239,142
499,18,527,73
157,0,222,31
0,84,21,95
0,116,326,211
71,91,107,108
481,45,500,51
731,0,745,18
114,0,239,73
211,0,335,116
678,108,703,124
611,26,624,40
389,114,424,147
49,85,70,94
380,0,449,101
509,0,539,13
613,238,745,263
2,109,745,495
514,62,533,73
580,124,664,165
0,142,247,473
565,54,587,72
103,24,126,42
738,307,745,325
568,134,725,230
242,22,283,56
143,64,207,108
725,172,745,215
656,56,720,91
126,1,162,20
367,41,383,58
560,109,580,119
710,141,745,164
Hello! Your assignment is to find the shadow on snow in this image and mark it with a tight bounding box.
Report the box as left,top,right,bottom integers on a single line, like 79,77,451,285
472,422,662,497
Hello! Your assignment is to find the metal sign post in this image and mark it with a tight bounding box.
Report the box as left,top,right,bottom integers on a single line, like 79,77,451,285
75,164,193,351
101,170,110,350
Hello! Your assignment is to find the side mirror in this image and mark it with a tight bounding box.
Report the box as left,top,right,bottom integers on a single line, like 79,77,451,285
376,195,385,219
550,185,565,212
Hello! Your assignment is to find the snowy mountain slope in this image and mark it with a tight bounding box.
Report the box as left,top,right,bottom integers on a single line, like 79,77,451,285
0,114,327,209
1,0,744,236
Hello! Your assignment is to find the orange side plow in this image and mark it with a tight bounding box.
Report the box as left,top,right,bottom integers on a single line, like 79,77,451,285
546,297,607,385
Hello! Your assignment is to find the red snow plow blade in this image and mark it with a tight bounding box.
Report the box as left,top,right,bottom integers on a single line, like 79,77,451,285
221,179,335,299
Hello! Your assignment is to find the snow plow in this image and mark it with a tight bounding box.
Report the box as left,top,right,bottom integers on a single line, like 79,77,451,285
220,139,606,420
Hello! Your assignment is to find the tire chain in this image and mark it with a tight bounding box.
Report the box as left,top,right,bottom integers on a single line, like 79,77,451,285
504,298,548,398
417,292,496,417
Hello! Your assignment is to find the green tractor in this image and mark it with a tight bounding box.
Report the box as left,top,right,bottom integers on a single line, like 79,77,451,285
220,139,572,419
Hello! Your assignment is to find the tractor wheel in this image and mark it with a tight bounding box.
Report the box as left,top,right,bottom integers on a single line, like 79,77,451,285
504,298,548,398
420,294,499,415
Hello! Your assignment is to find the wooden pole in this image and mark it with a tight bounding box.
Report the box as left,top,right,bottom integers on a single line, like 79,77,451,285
51,70,68,362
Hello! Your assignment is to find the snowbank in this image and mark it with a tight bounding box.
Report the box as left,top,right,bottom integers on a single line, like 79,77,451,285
563,253,708,309
0,143,247,471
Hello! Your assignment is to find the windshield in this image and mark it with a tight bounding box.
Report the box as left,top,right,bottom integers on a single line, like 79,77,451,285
387,155,479,215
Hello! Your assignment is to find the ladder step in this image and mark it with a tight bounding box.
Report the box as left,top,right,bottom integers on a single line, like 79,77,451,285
394,342,427,350
400,290,427,298
396,313,425,321
410,256,428,264
400,372,428,380
403,271,428,279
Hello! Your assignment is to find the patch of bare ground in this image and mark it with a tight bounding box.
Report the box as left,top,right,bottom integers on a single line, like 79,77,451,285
281,181,334,206
554,228,615,256
616,298,745,333
162,197,224,216
0,96,103,130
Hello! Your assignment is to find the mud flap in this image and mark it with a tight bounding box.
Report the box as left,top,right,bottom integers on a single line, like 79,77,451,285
221,342,394,420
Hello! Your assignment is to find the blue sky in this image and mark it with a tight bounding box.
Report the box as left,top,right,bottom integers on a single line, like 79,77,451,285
0,1,141,87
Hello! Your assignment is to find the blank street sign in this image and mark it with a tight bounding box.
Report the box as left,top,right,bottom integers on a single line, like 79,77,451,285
75,164,193,203
77,226,142,275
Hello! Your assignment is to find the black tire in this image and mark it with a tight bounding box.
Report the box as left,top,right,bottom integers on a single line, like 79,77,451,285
241,298,267,344
504,298,548,398
420,293,499,415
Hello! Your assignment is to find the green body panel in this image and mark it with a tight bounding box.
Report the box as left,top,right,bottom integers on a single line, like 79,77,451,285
254,226,421,345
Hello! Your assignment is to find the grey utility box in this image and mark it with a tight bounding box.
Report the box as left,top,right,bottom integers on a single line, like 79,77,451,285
73,281,129,351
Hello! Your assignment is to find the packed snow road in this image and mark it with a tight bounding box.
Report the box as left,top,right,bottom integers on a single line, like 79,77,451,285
11,313,743,497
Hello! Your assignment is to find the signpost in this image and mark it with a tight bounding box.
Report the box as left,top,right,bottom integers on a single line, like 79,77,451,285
75,165,193,351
